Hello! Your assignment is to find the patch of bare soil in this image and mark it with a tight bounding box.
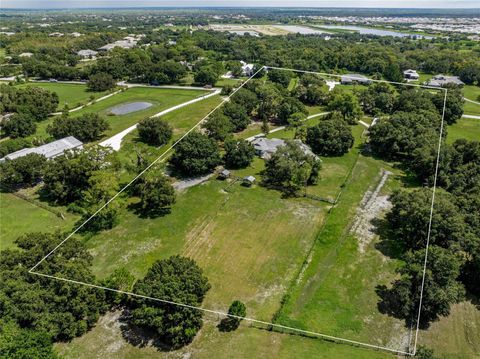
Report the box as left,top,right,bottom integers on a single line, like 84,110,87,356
350,170,392,253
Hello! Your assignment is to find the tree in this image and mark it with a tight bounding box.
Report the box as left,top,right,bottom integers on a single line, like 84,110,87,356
138,168,176,216
267,69,292,87
0,232,107,341
387,188,467,251
327,91,363,124
47,113,110,142
0,153,46,188
231,88,258,115
224,138,255,169
42,146,117,204
432,85,464,125
194,67,218,86
459,63,480,85
359,82,397,115
256,83,282,120
0,321,58,359
383,61,404,83
415,346,438,359
87,72,116,92
2,113,36,138
78,171,120,233
0,137,31,157
137,117,173,146
368,110,440,160
129,256,211,349
170,132,221,176
277,97,307,125
101,268,136,306
378,246,464,327
306,117,354,156
222,102,250,131
263,141,321,196
203,112,234,141
14,86,59,120
219,300,246,332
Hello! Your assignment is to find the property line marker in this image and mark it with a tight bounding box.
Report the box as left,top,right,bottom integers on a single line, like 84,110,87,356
28,66,447,356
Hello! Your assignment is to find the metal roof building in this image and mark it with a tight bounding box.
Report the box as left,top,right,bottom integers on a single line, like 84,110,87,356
1,136,83,162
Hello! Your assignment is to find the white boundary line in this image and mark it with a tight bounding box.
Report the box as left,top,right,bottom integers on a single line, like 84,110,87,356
27,66,447,357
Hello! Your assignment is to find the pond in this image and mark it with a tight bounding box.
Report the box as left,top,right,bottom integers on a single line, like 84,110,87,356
320,25,433,39
108,102,153,115
273,25,331,35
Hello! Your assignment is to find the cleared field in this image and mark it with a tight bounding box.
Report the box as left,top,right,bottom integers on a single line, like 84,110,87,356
447,117,480,143
463,85,480,102
34,87,209,140
16,82,111,110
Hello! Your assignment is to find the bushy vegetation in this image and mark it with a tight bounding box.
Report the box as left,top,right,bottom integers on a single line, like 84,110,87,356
47,113,110,142
137,117,173,146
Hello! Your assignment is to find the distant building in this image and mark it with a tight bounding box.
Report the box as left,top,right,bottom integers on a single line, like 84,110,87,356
426,74,465,87
0,31,15,36
218,169,231,179
167,40,177,45
70,32,83,37
18,52,33,58
403,69,419,80
98,35,144,52
240,61,254,77
77,49,98,59
251,137,317,160
48,32,64,37
340,74,372,85
1,136,83,162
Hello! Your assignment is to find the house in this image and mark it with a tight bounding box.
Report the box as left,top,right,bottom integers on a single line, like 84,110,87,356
77,49,98,59
403,69,419,80
251,137,317,160
167,40,177,46
18,52,33,58
426,74,464,87
70,32,83,37
0,136,83,162
243,175,256,186
341,74,371,85
218,169,231,179
240,60,254,77
48,32,64,37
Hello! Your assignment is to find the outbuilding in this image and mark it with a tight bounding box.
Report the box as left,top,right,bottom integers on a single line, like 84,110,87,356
243,175,256,186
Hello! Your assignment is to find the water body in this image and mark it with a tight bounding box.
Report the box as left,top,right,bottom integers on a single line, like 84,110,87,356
109,102,152,115
321,25,432,39
274,25,331,35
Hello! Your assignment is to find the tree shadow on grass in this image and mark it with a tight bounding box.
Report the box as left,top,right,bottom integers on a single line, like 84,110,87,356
127,201,171,219
372,217,405,260
118,309,176,352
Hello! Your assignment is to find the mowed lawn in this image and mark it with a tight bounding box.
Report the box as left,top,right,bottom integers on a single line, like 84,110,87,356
447,116,480,143
16,82,111,110
0,191,78,250
34,87,209,140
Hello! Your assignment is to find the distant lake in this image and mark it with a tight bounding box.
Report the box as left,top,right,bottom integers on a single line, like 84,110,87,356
321,25,433,39
274,25,331,35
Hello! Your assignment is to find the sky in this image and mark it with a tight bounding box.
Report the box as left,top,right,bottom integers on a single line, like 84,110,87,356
1,0,479,9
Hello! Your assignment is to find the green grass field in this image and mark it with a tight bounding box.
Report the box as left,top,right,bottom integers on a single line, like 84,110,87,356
0,189,79,250
33,87,209,140
16,82,111,110
447,117,480,143
463,85,480,102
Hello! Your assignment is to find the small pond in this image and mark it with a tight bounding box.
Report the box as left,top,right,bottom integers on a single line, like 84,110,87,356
108,101,152,115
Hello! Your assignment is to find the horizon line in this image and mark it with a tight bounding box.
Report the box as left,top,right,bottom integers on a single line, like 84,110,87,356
2,6,480,10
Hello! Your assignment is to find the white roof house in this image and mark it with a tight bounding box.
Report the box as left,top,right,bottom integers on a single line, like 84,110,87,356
251,137,317,160
403,69,419,79
70,32,83,37
1,136,83,162
77,49,98,58
240,61,254,77
19,52,33,58
340,74,372,85
426,74,465,87
48,32,64,37
98,40,137,52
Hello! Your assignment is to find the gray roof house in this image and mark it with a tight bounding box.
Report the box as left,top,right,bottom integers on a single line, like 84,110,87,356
77,49,98,58
340,74,372,85
426,74,464,87
251,137,317,160
403,69,420,80
1,136,83,162
243,175,256,186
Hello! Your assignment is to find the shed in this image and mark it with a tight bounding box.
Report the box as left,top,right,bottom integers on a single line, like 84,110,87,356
219,169,231,179
243,175,256,186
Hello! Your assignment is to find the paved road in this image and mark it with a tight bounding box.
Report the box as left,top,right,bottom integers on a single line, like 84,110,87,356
464,97,480,106
246,112,329,142
462,114,480,120
100,89,221,151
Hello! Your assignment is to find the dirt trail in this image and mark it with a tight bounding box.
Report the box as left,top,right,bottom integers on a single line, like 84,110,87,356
350,169,392,253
